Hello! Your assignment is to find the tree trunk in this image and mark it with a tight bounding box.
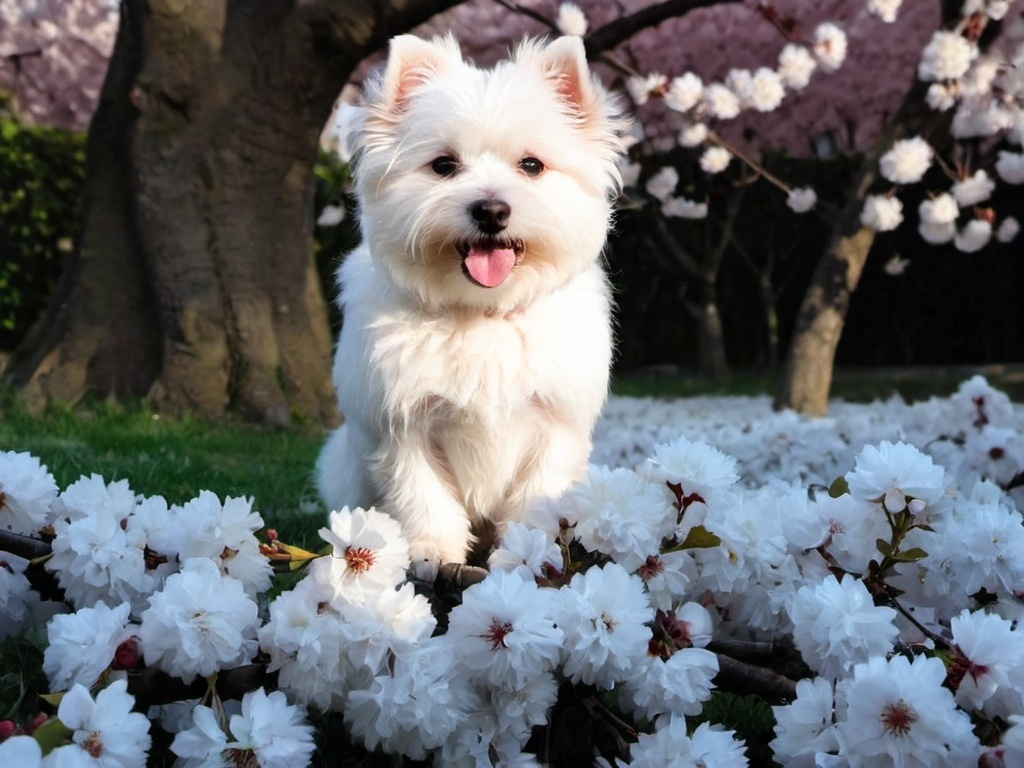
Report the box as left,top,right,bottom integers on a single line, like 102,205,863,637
694,299,729,381
4,0,460,425
774,224,875,415
773,1,962,416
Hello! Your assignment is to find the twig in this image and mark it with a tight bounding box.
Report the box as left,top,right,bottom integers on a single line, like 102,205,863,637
706,129,792,194
127,664,272,708
713,653,798,701
0,528,52,560
582,0,745,58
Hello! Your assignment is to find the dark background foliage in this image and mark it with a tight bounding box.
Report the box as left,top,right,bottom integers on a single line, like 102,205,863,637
0,106,84,350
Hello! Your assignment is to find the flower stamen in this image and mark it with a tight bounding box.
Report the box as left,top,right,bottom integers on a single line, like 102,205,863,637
344,546,376,573
880,699,918,736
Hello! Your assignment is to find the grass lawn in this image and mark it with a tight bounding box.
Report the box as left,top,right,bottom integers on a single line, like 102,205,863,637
0,389,328,549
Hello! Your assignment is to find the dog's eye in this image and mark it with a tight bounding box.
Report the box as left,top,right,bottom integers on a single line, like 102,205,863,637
431,156,459,177
519,157,544,177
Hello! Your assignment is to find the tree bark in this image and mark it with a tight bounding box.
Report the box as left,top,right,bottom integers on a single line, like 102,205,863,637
774,0,962,416
4,0,461,425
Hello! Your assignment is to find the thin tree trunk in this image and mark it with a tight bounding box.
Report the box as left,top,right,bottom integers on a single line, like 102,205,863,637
774,0,961,416
774,224,875,415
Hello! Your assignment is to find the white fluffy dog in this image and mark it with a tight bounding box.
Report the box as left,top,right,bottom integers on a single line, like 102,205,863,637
317,34,627,577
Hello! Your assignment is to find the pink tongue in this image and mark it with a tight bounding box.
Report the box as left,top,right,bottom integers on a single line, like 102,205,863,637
463,246,516,288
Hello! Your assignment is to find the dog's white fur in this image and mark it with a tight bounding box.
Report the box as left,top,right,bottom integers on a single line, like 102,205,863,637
316,34,626,576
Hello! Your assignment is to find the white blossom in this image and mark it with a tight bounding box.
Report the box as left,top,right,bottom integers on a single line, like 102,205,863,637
955,218,993,252
446,569,562,689
316,205,345,227
345,642,468,759
0,554,35,640
55,474,135,523
258,579,349,710
646,436,739,505
812,23,848,72
638,552,697,611
703,83,741,120
0,736,43,768
49,485,153,611
996,150,1024,183
0,451,58,534
618,159,641,188
556,563,653,688
919,31,978,81
488,521,562,580
139,557,259,683
627,73,667,106
677,121,708,147
338,582,436,676
836,655,981,767
228,688,316,768
662,196,708,219
699,146,732,175
789,574,898,680
645,166,678,202
950,609,1024,713
786,187,817,213
868,0,903,22
748,67,785,112
879,136,933,184
568,466,676,571
952,169,996,206
57,680,152,768
44,602,134,691
846,440,946,514
919,193,959,224
310,506,410,605
926,82,958,111
620,648,718,720
771,677,840,767
173,491,272,596
860,195,904,232
617,718,748,768
777,43,817,90
919,220,956,244
664,72,703,113
997,216,1020,242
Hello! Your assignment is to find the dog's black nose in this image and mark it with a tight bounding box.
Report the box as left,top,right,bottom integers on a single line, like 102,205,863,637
470,199,511,234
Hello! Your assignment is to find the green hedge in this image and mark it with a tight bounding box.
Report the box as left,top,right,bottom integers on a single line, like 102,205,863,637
0,111,85,350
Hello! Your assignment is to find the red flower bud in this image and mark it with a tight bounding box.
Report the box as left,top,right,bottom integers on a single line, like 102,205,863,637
112,636,142,671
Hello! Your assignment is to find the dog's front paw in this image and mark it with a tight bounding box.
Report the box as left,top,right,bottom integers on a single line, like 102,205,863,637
407,537,468,581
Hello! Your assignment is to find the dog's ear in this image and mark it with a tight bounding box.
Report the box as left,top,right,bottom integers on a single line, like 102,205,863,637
533,36,600,122
379,34,463,114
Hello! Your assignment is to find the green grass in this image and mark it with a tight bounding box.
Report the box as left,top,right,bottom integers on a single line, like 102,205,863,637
0,390,328,548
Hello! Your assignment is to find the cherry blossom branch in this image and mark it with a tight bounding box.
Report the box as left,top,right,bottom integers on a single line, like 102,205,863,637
581,0,744,58
126,664,271,708
0,528,51,559
713,653,798,701
706,129,792,194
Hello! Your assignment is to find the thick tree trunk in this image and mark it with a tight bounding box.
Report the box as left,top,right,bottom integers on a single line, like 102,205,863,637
5,0,460,424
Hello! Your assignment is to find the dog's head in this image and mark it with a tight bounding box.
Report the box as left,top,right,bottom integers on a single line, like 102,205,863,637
353,34,628,312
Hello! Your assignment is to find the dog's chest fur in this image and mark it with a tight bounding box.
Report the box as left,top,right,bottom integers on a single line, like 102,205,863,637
338,247,611,518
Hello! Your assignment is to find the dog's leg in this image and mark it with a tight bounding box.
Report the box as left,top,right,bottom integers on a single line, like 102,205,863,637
373,435,473,580
316,424,377,512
